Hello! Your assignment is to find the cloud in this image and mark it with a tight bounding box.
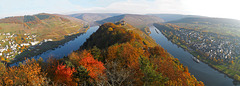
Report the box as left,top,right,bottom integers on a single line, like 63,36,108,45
69,0,127,8
0,0,186,18
0,0,82,18
1,0,239,20
182,0,240,20
77,0,186,14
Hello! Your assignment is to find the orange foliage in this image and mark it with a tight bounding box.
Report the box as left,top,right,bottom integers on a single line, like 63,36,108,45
79,53,105,81
107,43,143,68
0,59,47,85
68,50,89,66
119,43,141,68
106,44,120,61
54,64,76,85
100,22,118,29
149,46,169,58
106,43,144,84
152,57,204,86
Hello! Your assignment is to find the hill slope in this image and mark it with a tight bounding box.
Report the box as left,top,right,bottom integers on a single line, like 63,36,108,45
168,17,240,37
0,13,87,41
69,13,121,25
73,22,204,85
96,14,164,29
169,17,240,25
81,22,157,50
0,13,88,63
149,14,202,22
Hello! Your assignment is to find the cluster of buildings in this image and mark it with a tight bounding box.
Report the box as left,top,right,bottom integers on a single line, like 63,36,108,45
164,28,240,60
0,33,40,60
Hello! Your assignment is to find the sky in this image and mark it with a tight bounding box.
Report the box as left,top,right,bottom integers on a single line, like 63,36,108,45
0,0,240,20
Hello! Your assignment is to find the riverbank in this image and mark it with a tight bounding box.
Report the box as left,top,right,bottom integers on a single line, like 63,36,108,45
155,26,240,83
9,27,90,65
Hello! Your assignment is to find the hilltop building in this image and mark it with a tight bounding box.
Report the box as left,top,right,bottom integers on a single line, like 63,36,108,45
120,20,126,26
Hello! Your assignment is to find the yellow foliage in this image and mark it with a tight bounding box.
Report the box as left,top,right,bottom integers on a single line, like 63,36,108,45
0,59,48,86
108,27,113,31
0,57,5,61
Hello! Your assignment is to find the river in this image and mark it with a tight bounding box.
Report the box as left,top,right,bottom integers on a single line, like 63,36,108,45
149,26,238,86
11,26,99,66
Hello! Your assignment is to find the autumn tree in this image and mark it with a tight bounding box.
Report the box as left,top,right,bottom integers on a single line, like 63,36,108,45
106,43,145,85
0,59,48,86
90,46,103,61
149,46,169,58
108,27,113,31
139,56,167,85
107,43,142,69
73,66,90,85
104,61,134,86
68,50,89,66
79,53,106,81
54,64,76,85
0,62,6,85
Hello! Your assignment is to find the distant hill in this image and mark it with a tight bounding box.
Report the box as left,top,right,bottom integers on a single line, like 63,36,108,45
149,14,202,22
168,17,240,37
169,17,240,25
69,13,121,25
0,13,87,41
96,14,164,29
0,13,89,63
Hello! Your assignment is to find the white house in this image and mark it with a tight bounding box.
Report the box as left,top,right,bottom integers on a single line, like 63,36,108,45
6,33,10,36
44,39,53,42
20,43,30,46
31,41,40,46
0,48,6,52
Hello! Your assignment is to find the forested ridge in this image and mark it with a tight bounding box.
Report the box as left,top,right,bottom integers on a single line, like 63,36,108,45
0,23,204,86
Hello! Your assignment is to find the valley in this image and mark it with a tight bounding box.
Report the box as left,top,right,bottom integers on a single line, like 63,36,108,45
154,23,240,84
0,13,89,63
1,12,240,86
150,26,236,86
1,0,240,85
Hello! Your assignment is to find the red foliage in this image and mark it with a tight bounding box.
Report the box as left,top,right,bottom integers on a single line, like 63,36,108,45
55,64,76,85
79,53,106,80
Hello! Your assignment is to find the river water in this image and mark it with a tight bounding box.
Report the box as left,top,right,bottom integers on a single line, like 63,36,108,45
149,26,238,86
10,25,238,86
11,26,99,66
